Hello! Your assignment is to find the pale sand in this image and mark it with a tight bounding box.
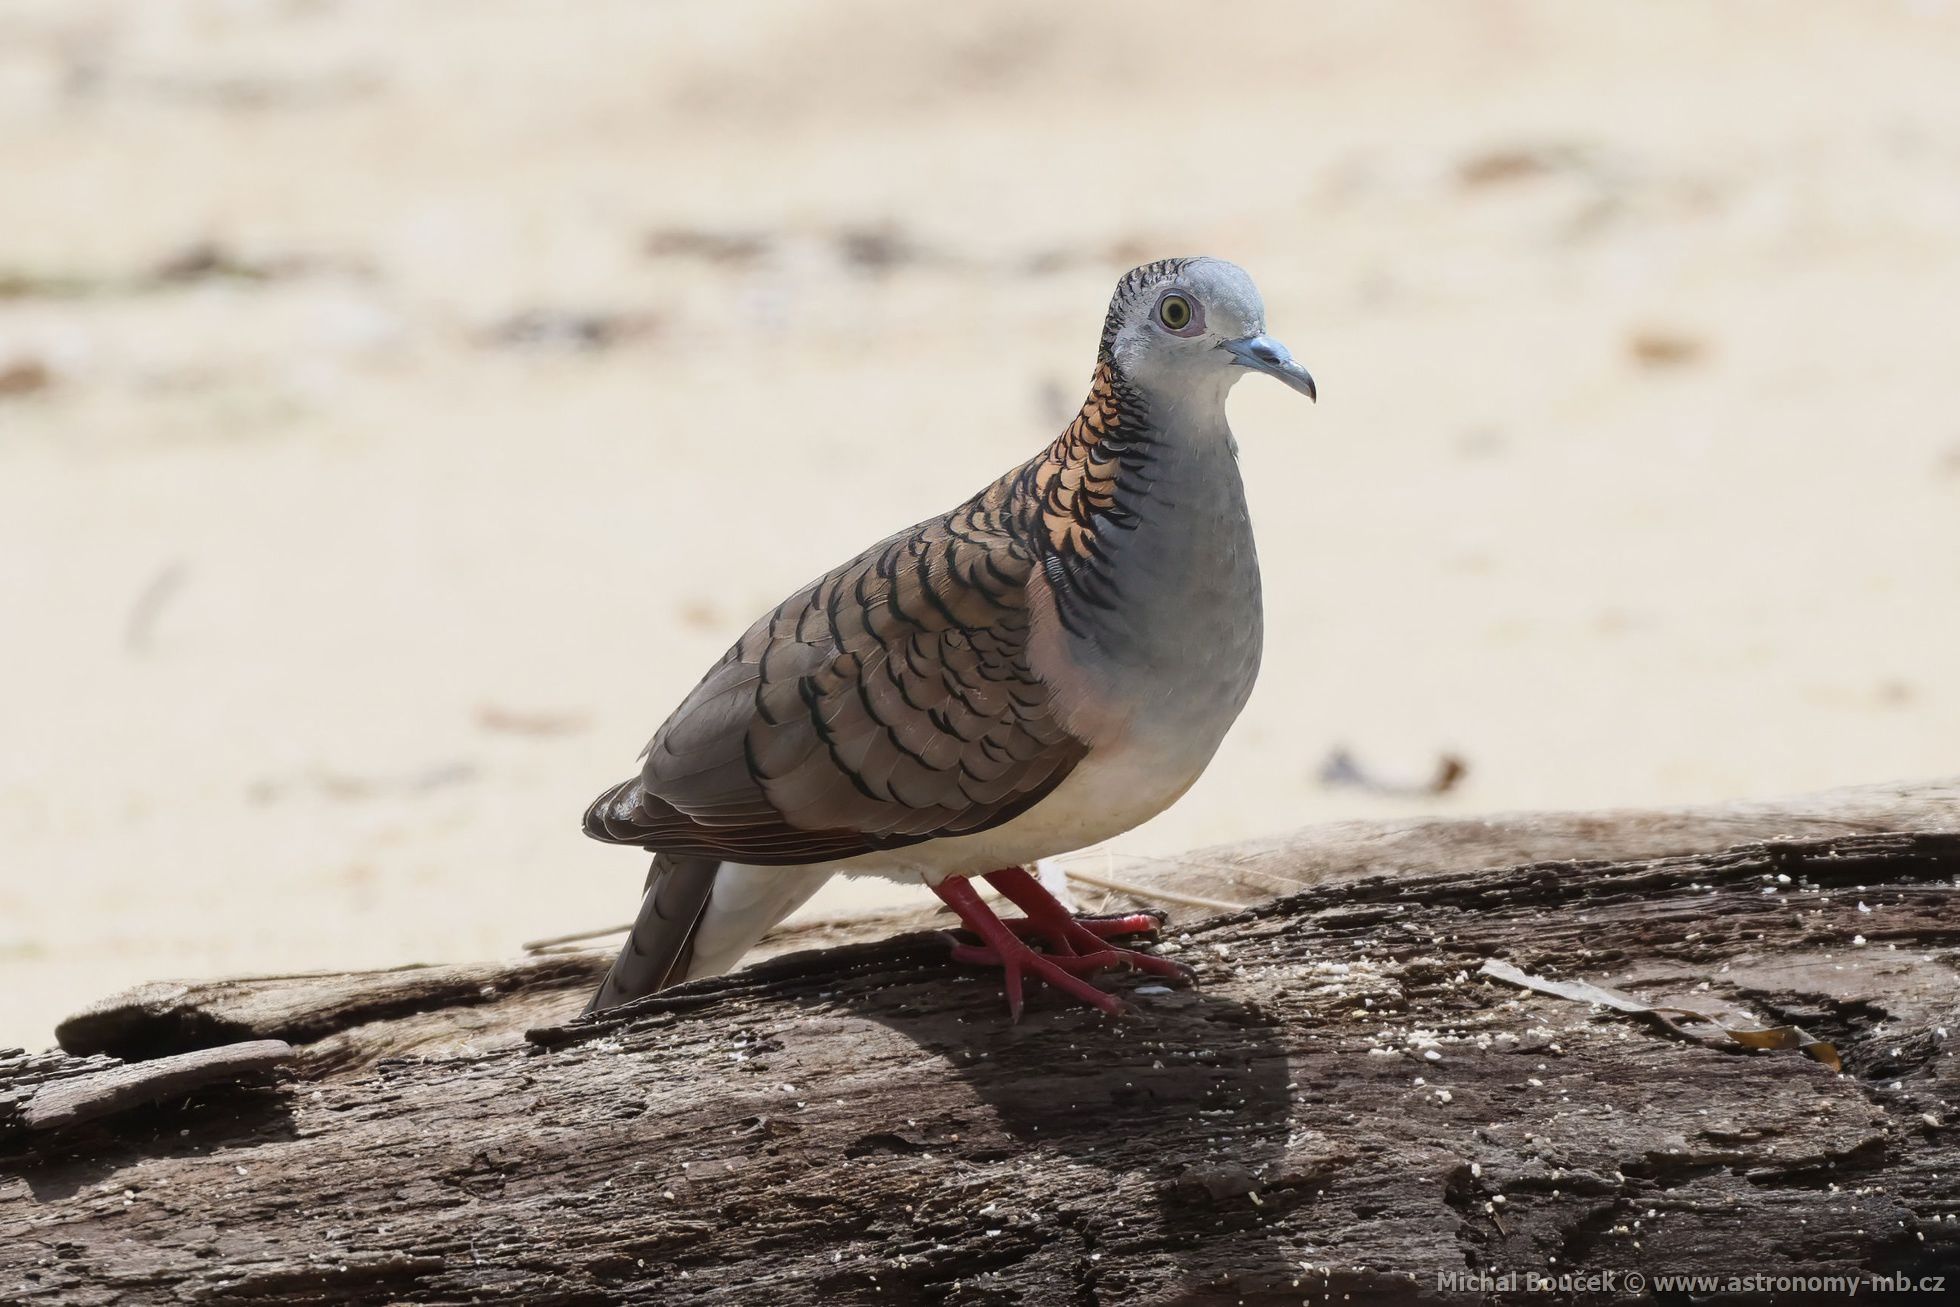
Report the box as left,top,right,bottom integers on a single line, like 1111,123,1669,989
3,1,1958,1050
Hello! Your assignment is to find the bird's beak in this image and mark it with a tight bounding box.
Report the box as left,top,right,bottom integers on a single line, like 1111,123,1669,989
1222,334,1317,401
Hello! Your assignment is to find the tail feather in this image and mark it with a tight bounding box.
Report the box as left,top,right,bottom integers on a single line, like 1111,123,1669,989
585,853,721,1014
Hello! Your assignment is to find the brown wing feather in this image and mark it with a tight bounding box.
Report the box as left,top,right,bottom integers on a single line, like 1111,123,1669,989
582,475,1088,865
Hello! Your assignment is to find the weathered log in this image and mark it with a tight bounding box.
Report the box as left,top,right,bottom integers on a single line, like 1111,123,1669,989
654,773,1960,964
52,958,604,1075
4,818,1958,1304
52,777,1958,1079
10,1043,294,1135
1156,773,1960,905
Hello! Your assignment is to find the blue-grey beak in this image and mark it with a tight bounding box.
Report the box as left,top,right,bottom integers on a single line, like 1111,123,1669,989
1222,334,1317,401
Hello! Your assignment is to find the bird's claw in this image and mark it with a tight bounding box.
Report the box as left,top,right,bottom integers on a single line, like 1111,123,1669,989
932,868,1196,1021
1002,909,1167,943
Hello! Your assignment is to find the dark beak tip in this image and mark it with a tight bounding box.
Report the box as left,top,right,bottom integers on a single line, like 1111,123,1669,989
1226,334,1316,403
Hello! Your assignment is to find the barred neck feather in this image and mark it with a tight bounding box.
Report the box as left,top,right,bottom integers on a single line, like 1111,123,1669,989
1012,356,1245,653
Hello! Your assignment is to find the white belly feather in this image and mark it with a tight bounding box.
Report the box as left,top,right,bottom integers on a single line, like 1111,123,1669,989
807,728,1221,885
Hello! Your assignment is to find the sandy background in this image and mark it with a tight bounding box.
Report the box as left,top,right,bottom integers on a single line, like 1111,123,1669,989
3,1,1957,1051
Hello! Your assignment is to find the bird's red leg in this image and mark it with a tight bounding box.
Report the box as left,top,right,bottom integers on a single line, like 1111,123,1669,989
984,867,1195,986
931,875,1127,1021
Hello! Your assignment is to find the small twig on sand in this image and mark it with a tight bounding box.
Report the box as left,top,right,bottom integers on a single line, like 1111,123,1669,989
1062,868,1247,915
524,923,631,952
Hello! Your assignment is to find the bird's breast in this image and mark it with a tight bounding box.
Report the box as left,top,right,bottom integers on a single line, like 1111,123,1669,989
1031,429,1264,773
817,440,1265,886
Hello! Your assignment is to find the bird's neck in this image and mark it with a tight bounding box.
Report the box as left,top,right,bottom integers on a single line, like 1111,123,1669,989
1020,361,1145,559
1024,359,1233,546
1016,359,1259,696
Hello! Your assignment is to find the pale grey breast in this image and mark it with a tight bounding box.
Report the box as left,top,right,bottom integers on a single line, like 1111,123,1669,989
1048,425,1264,760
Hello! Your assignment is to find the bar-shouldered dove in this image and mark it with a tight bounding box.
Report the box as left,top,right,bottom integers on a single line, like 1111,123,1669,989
582,257,1314,1019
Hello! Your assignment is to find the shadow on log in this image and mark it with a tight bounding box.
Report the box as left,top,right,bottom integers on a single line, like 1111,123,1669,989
4,813,1959,1303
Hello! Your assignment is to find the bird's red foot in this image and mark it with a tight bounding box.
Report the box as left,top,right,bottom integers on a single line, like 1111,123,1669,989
987,867,1195,986
1002,910,1167,944
932,868,1194,1021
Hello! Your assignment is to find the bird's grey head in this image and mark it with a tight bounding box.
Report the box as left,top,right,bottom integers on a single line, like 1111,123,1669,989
1099,257,1316,411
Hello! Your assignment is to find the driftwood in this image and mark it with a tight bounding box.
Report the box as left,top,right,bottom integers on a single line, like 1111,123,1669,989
3,786,1959,1304
711,774,1960,962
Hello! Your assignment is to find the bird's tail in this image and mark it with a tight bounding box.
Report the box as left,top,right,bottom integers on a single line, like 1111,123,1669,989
585,853,720,1014
585,856,834,1015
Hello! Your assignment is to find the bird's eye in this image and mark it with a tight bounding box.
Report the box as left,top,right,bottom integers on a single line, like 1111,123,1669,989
1157,294,1193,331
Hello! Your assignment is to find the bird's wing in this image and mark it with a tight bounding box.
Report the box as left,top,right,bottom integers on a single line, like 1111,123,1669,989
583,476,1088,865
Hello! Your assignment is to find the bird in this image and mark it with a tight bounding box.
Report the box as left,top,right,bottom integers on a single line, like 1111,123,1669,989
581,257,1315,1020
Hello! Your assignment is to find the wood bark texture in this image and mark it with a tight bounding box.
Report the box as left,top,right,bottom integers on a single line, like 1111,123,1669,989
3,788,1958,1305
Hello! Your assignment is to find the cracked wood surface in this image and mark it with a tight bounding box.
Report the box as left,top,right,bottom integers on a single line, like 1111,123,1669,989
670,773,1960,968
43,777,1960,1075
3,825,1958,1304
